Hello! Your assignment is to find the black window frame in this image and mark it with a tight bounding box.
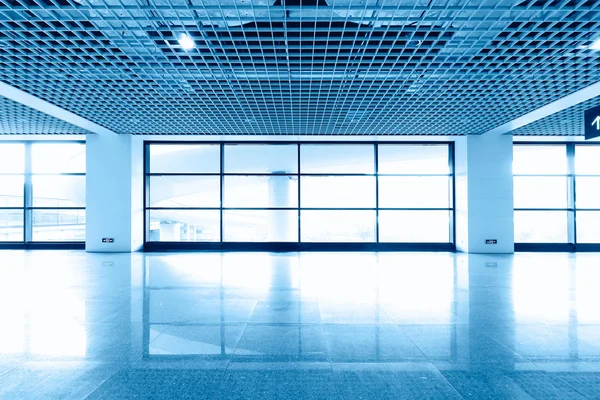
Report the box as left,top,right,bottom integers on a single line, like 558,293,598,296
514,141,600,252
143,140,456,252
0,140,86,250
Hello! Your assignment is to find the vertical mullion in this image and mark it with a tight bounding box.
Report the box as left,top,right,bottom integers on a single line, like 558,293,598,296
24,143,32,243
143,142,150,245
449,143,455,245
220,143,224,244
567,143,576,245
375,144,379,243
297,143,301,244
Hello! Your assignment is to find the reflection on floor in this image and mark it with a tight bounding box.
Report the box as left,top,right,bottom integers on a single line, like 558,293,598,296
0,251,599,399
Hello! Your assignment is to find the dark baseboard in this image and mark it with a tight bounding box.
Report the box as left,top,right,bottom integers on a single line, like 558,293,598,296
143,242,456,252
0,242,86,250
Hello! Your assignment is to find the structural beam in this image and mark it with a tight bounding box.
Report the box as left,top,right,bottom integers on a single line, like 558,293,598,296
0,81,117,135
483,81,600,136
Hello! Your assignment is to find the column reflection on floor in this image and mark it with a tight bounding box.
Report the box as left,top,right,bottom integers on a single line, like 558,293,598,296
2,251,600,399
141,252,469,364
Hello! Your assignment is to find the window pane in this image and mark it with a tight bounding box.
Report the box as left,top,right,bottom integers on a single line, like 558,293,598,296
576,211,600,243
301,210,375,242
149,176,220,208
148,210,220,242
32,176,86,207
301,176,375,208
513,176,567,209
575,146,600,175
224,144,298,173
575,177,600,209
223,210,298,242
300,145,374,174
513,145,567,175
224,175,298,208
32,143,85,173
514,211,568,243
379,176,450,208
149,144,220,173
379,210,450,242
0,144,24,173
378,145,449,174
32,209,86,242
0,209,23,242
0,176,23,207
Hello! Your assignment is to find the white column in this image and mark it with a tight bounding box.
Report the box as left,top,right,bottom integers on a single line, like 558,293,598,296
86,134,144,252
268,175,294,241
455,135,514,253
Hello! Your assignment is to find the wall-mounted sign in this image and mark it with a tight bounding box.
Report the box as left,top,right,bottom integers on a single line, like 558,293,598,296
485,239,497,244
585,104,600,140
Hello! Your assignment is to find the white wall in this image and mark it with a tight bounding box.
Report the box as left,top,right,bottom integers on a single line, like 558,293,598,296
86,134,143,252
455,135,515,253
81,134,515,253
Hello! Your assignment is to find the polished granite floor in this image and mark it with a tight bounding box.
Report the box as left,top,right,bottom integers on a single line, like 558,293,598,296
0,251,600,399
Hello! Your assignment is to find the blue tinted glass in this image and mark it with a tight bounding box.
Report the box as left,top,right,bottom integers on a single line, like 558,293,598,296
301,210,375,242
148,210,220,242
223,210,298,242
32,209,86,242
300,145,374,174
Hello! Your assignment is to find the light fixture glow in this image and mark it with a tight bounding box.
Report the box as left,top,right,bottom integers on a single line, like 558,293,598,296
177,33,195,50
590,38,600,50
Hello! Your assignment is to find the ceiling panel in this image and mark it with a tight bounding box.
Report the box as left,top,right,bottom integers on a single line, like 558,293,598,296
511,96,600,136
0,96,88,134
0,0,599,135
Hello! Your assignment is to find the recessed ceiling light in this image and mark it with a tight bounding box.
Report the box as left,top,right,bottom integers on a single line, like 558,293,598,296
590,38,600,50
177,33,195,50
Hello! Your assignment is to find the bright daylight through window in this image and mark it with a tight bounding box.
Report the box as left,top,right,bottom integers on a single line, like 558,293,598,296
513,144,600,246
145,143,453,248
0,142,86,244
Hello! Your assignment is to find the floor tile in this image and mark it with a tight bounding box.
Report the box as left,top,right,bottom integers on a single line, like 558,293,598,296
234,325,328,360
216,368,338,400
332,363,462,400
149,324,246,356
87,368,225,400
323,324,426,362
0,361,117,400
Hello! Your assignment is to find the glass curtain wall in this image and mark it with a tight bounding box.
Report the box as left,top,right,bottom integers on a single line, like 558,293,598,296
0,142,86,244
513,144,569,243
514,143,600,249
574,145,600,243
146,142,453,248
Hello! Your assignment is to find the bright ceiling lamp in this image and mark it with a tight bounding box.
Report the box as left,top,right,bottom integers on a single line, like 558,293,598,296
177,33,195,50
590,38,600,50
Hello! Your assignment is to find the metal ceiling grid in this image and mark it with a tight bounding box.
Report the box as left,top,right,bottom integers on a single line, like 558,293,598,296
0,0,599,135
511,95,600,136
0,96,88,134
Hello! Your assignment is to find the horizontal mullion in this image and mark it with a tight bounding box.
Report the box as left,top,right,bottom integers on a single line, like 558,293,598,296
574,208,600,211
147,207,452,211
29,173,86,176
147,141,452,145
513,174,570,177
147,172,221,176
27,207,86,210
377,208,452,211
377,173,451,177
514,208,572,211
147,173,453,177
